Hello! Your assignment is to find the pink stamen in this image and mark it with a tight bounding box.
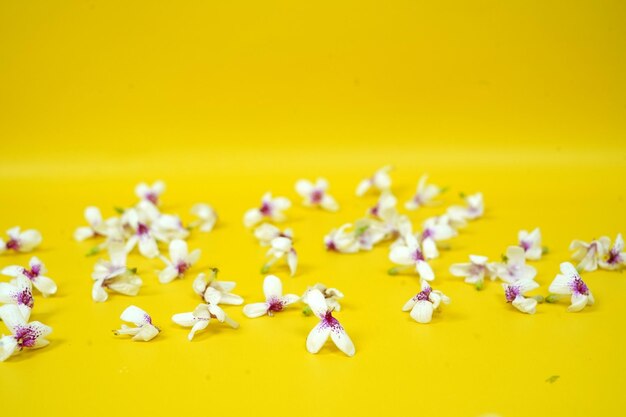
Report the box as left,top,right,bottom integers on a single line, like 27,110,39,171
504,285,520,302
146,193,158,205
14,326,38,348
415,286,432,302
412,249,425,262
137,223,150,236
570,276,589,296
310,189,324,204
176,262,189,276
267,297,284,313
6,239,20,251
259,202,272,216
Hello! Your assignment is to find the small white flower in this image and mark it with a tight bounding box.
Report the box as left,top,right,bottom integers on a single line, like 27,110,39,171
158,239,201,284
388,239,435,280
324,224,360,253
447,192,484,221
124,207,160,259
261,236,298,277
243,275,299,318
354,219,387,251
1,256,57,297
518,227,542,260
0,275,34,320
135,180,165,206
74,206,108,241
114,305,160,341
243,192,291,228
494,246,537,284
449,255,497,289
503,279,540,314
599,233,625,270
295,178,339,211
92,241,142,302
152,213,189,242
402,281,450,324
356,165,392,197
172,303,239,341
254,223,292,247
367,192,397,220
302,283,344,312
548,262,594,312
0,227,42,254
405,174,442,210
417,215,458,258
570,237,611,272
0,304,52,362
304,289,355,356
190,203,218,232
192,269,244,305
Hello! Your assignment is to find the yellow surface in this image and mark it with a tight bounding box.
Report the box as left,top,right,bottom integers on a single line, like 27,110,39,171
1,1,626,416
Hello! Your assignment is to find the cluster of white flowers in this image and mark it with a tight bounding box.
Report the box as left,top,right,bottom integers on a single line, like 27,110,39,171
0,228,54,361
570,234,625,272
75,181,212,302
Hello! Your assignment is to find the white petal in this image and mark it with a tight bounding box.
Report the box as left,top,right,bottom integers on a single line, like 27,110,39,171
242,303,269,318
0,335,18,362
169,239,188,262
421,238,439,259
355,179,371,196
506,246,526,266
416,260,435,281
512,296,537,314
320,194,339,212
120,305,151,326
281,294,300,306
1,265,23,277
84,206,103,227
295,179,314,197
449,263,472,277
74,226,95,241
18,230,42,252
389,246,414,266
133,324,159,341
171,312,197,327
218,293,244,305
306,322,331,354
568,293,589,312
138,236,159,259
0,282,16,303
108,241,127,267
0,304,26,332
92,280,108,302
243,209,263,228
192,273,208,296
287,250,298,276
188,320,210,340
263,275,283,299
158,266,178,284
549,274,573,295
272,197,291,211
304,288,328,319
410,301,434,323
402,296,417,311
330,326,355,357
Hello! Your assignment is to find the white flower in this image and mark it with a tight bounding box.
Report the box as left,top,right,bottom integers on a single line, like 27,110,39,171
114,305,160,341
135,180,165,205
418,215,458,258
190,203,218,232
123,207,160,258
518,227,542,260
494,246,537,284
570,237,611,272
261,236,298,277
243,275,299,318
324,224,360,253
158,239,201,284
368,192,397,220
447,192,484,221
599,233,625,270
295,178,339,211
354,219,387,251
503,279,540,314
356,165,392,197
172,303,239,341
402,281,450,323
548,262,594,312
302,283,344,312
74,206,108,241
0,275,34,320
243,192,291,228
0,227,42,254
192,269,244,305
151,213,189,242
388,239,435,280
405,174,442,210
92,241,142,302
1,256,57,297
0,304,52,362
254,223,292,247
449,255,497,289
304,288,355,356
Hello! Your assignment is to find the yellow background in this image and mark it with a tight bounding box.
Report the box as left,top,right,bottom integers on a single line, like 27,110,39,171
1,1,625,416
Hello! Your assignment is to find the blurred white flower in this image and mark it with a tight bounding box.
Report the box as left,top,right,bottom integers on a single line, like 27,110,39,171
356,165,392,197
449,255,497,290
190,203,218,232
570,237,611,272
158,239,201,284
494,246,537,284
518,227,543,260
243,192,291,228
295,178,339,211
92,241,142,302
74,206,108,241
2,256,57,297
261,236,298,277
389,238,435,280
254,223,292,247
0,227,42,254
599,233,625,270
324,224,360,254
114,305,160,341
0,304,52,362
135,180,165,206
447,192,484,221
405,174,443,210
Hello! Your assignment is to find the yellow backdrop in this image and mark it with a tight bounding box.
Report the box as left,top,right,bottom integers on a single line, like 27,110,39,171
1,1,625,416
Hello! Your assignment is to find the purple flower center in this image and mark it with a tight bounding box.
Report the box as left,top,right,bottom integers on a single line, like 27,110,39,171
23,265,41,280
14,326,38,348
325,239,337,251
16,289,34,309
176,261,189,276
570,276,589,295
267,297,284,313
143,314,152,325
422,228,434,240
146,193,158,205
504,285,520,302
415,287,432,302
6,239,20,251
607,249,622,265
469,263,485,276
321,311,341,330
369,205,380,217
137,223,150,236
259,202,272,216
310,189,324,204
412,249,425,262
520,240,531,252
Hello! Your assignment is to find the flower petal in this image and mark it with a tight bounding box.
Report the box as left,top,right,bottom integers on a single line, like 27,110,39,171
306,322,331,354
410,301,433,323
0,304,26,332
263,275,283,299
512,296,537,314
120,305,151,326
568,293,589,312
330,326,355,357
242,302,269,318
